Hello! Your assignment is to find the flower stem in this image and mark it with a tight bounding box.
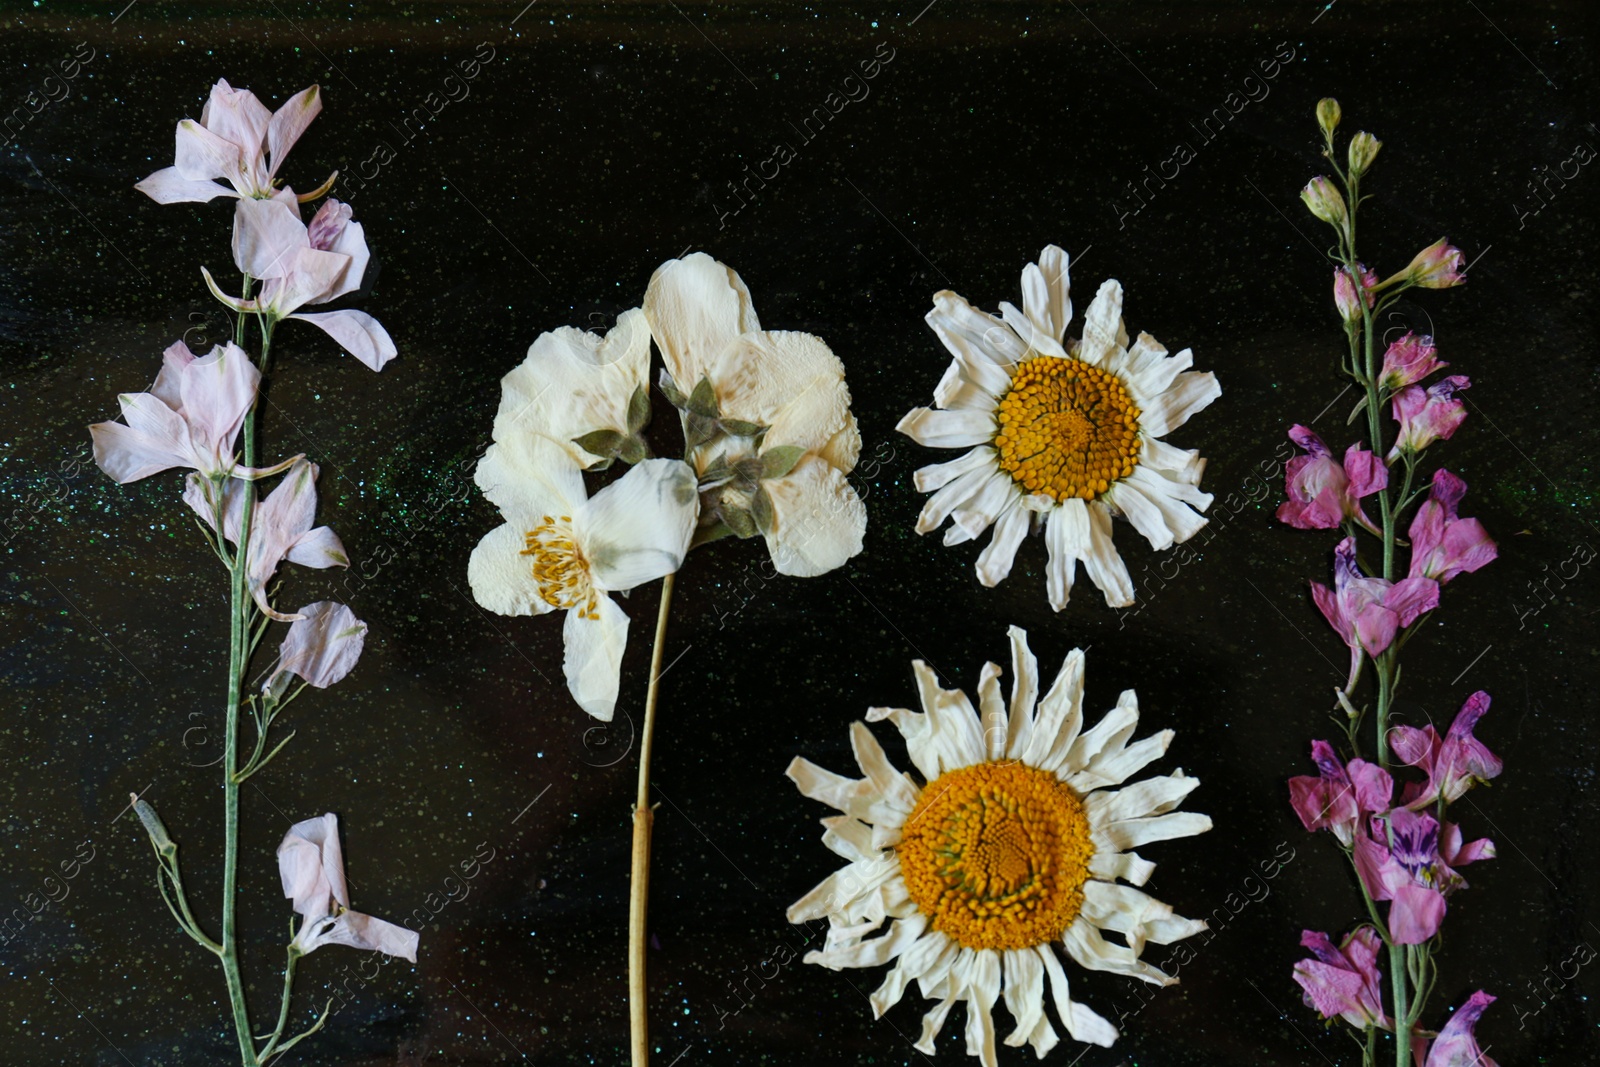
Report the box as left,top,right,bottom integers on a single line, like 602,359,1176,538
629,571,676,1067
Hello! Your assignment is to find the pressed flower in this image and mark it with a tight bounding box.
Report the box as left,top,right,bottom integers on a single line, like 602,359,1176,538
277,813,419,961
468,432,697,720
1334,264,1375,324
1292,927,1390,1030
1287,740,1392,847
1352,807,1449,944
1311,537,1439,690
1379,332,1446,391
184,458,349,622
1395,238,1467,290
264,601,367,693
1390,690,1503,807
135,79,329,204
1276,425,1386,533
642,253,865,577
205,195,396,371
1301,177,1347,226
1420,990,1499,1067
786,627,1210,1062
1390,375,1469,458
897,246,1220,610
90,340,264,483
1407,470,1497,583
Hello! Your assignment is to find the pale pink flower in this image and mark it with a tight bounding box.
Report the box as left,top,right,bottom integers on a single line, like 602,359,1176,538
265,601,367,694
89,340,263,483
1288,740,1392,847
1379,332,1447,391
184,458,349,622
1292,927,1390,1030
1311,537,1439,689
1390,691,1504,808
1390,375,1470,458
1334,264,1375,324
277,813,418,961
135,79,328,204
1277,425,1386,533
204,195,396,372
1407,470,1497,584
1420,991,1499,1067
1401,238,1467,290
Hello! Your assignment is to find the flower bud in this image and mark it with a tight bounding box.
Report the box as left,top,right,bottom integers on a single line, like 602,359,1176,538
1316,98,1341,138
1301,177,1347,227
1347,131,1381,175
1400,238,1466,288
133,795,177,859
1333,264,1376,324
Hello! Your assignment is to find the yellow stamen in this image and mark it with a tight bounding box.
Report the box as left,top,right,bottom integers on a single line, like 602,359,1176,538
521,515,601,620
993,357,1141,501
897,759,1094,951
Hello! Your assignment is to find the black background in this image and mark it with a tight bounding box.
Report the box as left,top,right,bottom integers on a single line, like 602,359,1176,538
1,2,1596,1064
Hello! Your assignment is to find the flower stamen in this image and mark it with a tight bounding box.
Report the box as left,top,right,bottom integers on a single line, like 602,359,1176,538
992,357,1141,501
521,515,600,619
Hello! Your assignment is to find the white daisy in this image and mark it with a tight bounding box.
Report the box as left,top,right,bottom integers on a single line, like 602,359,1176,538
786,626,1211,1063
896,246,1220,610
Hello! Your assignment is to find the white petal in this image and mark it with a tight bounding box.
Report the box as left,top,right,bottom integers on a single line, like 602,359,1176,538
1002,948,1048,1050
974,498,1030,587
1075,280,1128,368
963,949,1001,1067
1018,648,1085,771
1122,342,1192,406
916,459,996,536
952,470,1023,541
1138,436,1207,484
809,913,927,970
1071,730,1176,791
785,756,860,813
1042,502,1080,612
1092,810,1214,852
913,661,986,771
577,458,697,592
849,722,920,813
289,309,397,371
1038,944,1120,1046
897,406,995,449
926,290,1024,389
1087,850,1157,887
707,330,851,454
1139,369,1222,438
999,301,1065,359
135,167,235,204
1105,478,1179,551
304,909,420,962
474,431,587,524
787,854,898,923
642,252,760,388
976,661,1006,761
1082,500,1134,608
467,522,555,618
913,996,958,1055
1065,695,1139,773
761,455,865,577
934,359,1002,412
1084,771,1199,823
1004,626,1040,759
1022,244,1071,343
913,446,994,494
1063,917,1174,986
561,594,629,721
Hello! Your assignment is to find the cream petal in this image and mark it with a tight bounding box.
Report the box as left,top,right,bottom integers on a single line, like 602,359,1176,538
577,458,697,592
1082,500,1134,608
976,661,1006,761
820,814,877,863
467,521,556,618
916,461,994,535
473,432,587,524
974,498,1030,587
913,447,993,494
1084,771,1199,824
1138,435,1207,484
1065,695,1140,773
1122,343,1193,406
1042,502,1080,612
1075,280,1129,368
913,995,958,1056
1017,647,1085,772
913,661,986,771
787,854,898,924
818,410,862,473
760,454,865,577
1063,917,1175,987
1037,945,1119,1046
561,594,629,721
952,469,1022,540
926,290,1025,388
1112,331,1169,385
809,913,927,970
934,359,1002,412
642,252,760,388
1071,730,1177,791
963,949,1002,1067
1106,478,1181,551
849,721,920,813
1081,881,1174,945
785,756,860,813
998,301,1066,359
1093,810,1214,852
1145,914,1209,944
707,330,851,454
1004,625,1040,758
1087,849,1157,887
1022,245,1072,344
1139,369,1222,438
897,406,995,449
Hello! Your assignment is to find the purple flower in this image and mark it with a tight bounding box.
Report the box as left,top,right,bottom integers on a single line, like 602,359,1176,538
1277,425,1386,533
89,340,262,483
1408,470,1497,584
1334,264,1376,324
1288,740,1393,847
1379,332,1447,391
1390,375,1470,458
1390,691,1504,808
1292,927,1390,1030
1311,537,1440,689
1353,808,1449,944
1420,990,1499,1067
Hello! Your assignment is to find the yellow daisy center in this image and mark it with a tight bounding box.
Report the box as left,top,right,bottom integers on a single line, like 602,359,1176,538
896,759,1094,951
521,516,601,619
992,357,1141,501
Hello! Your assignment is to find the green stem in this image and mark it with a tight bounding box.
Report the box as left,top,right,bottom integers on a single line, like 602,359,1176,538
1363,1022,1378,1067
256,945,303,1062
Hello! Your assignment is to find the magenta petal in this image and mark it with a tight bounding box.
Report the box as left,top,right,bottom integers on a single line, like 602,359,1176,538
1389,724,1440,772
1352,603,1399,657
1342,446,1387,498
1349,760,1394,815
1424,991,1498,1067
1353,832,1391,900
1383,577,1440,627
1289,424,1331,457
1388,884,1446,944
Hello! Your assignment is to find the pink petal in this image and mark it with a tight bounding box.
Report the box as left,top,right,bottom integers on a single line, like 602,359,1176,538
232,196,309,280
134,166,236,204
314,910,419,962
285,525,349,570
1389,724,1440,772
290,309,397,370
1383,577,1439,627
173,117,243,184
1352,603,1398,657
266,84,321,181
89,418,185,483
1388,884,1446,944
273,601,365,688
1342,446,1387,498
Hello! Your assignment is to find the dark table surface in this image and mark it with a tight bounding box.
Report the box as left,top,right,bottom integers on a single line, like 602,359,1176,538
1,2,1596,1064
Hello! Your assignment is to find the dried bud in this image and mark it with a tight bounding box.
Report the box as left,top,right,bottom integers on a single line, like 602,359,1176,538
133,795,176,858
1334,264,1376,324
1316,98,1342,138
1347,131,1382,175
1301,177,1348,227
1401,238,1467,289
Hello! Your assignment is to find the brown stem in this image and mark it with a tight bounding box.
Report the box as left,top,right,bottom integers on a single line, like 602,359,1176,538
629,571,676,1067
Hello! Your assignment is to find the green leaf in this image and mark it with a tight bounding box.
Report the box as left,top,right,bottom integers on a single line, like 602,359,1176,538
572,429,625,459
761,445,806,480
618,435,649,465
686,413,720,450
690,520,735,549
722,504,758,539
732,457,764,490
720,418,765,437
658,372,687,408
687,377,720,418
699,453,732,486
751,486,775,533
627,385,652,434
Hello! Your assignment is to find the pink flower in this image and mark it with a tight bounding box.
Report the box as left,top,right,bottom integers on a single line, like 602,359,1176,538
1407,470,1497,584
1334,264,1376,324
1379,332,1447,391
264,601,367,694
184,458,349,622
1292,927,1390,1030
277,813,419,961
1288,740,1393,847
1439,819,1497,868
1390,691,1504,808
1401,238,1467,290
135,79,327,204
1277,425,1386,533
1352,808,1449,944
204,195,395,371
1390,375,1470,458
90,340,263,483
1420,990,1499,1067
1312,537,1439,689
